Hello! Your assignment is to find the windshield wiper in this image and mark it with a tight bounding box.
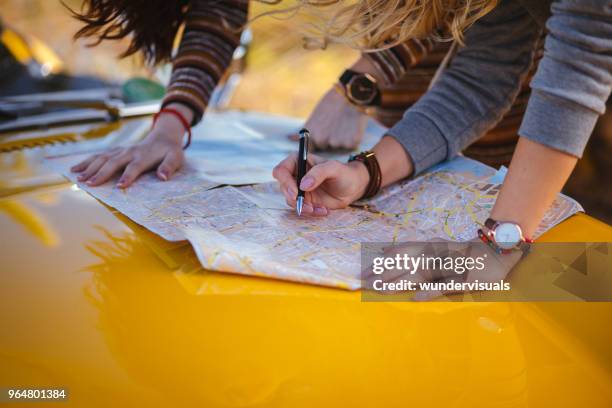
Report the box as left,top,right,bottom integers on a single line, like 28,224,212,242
0,89,160,133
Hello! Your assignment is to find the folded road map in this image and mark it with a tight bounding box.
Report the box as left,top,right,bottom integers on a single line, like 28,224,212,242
46,112,582,289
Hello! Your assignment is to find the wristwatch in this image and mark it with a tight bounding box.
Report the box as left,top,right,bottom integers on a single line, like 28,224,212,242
338,69,381,107
480,218,533,254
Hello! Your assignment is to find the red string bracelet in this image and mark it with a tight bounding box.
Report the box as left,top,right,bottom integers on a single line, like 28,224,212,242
152,107,192,149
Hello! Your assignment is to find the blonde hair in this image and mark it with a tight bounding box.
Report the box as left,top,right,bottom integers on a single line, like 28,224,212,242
255,0,498,50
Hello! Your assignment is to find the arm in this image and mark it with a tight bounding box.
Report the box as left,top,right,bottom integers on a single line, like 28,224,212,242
368,0,611,222
162,0,249,125
73,0,248,187
383,0,542,177
492,0,612,238
491,138,577,238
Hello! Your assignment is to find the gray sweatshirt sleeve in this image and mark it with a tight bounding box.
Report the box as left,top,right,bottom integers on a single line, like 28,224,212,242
386,0,542,175
519,0,612,157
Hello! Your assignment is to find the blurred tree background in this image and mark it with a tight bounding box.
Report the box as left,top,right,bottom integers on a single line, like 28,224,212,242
0,0,358,117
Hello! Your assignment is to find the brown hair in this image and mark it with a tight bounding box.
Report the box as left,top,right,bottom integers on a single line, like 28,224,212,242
68,0,189,64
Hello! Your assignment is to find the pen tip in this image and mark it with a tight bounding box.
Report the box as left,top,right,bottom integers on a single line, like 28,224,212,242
296,197,303,217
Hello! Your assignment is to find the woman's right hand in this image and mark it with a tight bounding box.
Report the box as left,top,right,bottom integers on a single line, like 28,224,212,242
272,153,370,216
70,104,191,188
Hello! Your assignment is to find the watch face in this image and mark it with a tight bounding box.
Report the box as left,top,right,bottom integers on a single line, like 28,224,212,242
347,75,377,105
494,223,522,249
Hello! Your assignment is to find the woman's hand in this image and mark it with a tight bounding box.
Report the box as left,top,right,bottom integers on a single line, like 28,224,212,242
295,56,386,150
70,104,192,188
272,153,370,216
294,87,369,150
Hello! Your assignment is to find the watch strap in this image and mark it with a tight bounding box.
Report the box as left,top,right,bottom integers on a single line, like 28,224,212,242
339,69,358,86
348,151,382,199
484,217,497,230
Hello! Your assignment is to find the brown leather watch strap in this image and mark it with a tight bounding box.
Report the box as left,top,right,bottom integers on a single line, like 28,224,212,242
348,150,382,199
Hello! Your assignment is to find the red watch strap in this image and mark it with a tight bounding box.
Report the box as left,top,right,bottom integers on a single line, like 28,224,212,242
153,107,192,149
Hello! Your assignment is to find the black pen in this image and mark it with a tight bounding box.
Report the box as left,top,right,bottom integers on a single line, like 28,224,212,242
296,128,309,216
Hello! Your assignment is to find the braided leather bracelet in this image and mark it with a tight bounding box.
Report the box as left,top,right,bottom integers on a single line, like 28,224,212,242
348,150,382,199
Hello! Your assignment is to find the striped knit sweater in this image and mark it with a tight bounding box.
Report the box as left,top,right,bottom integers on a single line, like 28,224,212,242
364,39,438,86
162,0,249,124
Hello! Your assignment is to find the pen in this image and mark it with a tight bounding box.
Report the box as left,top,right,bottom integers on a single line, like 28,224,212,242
296,128,309,216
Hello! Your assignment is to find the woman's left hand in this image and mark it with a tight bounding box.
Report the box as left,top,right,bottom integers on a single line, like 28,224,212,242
365,238,523,301
290,87,369,150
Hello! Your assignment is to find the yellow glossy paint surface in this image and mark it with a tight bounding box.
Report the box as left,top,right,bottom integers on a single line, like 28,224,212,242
1,122,611,407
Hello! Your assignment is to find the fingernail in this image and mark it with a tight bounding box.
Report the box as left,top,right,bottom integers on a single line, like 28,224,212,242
303,203,314,213
314,206,328,216
287,186,297,199
86,178,96,185
158,170,168,181
77,175,86,181
300,176,314,190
